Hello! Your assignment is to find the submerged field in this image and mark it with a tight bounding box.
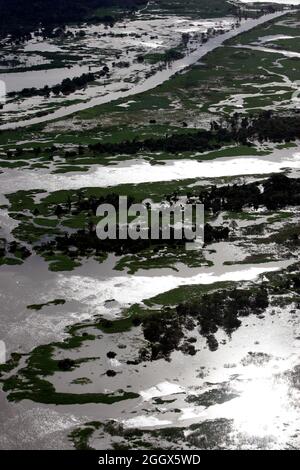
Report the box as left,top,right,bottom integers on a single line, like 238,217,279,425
0,0,300,451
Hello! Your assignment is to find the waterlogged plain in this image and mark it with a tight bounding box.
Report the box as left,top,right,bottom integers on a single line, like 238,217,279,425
1,172,299,272
0,3,238,127
0,1,300,451
0,11,299,154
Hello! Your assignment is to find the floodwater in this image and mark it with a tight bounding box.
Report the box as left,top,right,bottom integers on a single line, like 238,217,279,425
238,44,300,58
1,146,299,194
0,249,291,353
1,65,101,93
0,4,300,451
1,297,300,450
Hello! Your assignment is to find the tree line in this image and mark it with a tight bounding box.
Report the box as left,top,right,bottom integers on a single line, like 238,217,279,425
8,70,109,100
138,286,269,361
85,111,300,156
168,173,300,213
0,0,147,39
5,111,299,162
